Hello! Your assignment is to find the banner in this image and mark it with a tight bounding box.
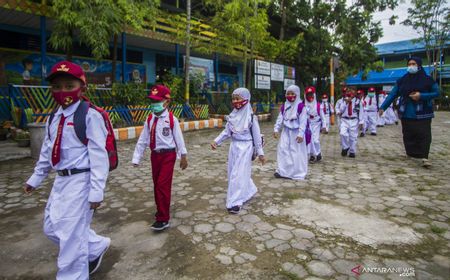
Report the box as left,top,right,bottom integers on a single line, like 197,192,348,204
185,56,215,84
254,59,271,76
284,66,295,79
255,75,271,89
271,63,284,81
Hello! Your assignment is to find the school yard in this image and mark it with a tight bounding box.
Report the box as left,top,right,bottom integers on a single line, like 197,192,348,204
0,112,449,280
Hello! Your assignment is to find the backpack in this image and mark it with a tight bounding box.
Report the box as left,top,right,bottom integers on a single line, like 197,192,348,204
146,111,175,149
354,99,361,117
249,114,265,161
280,102,312,145
48,100,118,171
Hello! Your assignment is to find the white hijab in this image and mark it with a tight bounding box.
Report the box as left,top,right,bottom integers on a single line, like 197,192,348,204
284,85,302,120
227,87,253,134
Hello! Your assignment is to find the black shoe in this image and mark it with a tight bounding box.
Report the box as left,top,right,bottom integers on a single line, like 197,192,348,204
341,148,349,156
228,206,241,214
151,221,170,231
370,132,377,136
89,242,110,275
395,121,399,125
349,153,356,158
360,132,365,137
274,172,282,178
316,153,322,162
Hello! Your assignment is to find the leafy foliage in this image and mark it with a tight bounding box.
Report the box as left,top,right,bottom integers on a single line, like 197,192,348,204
402,0,449,75
49,0,160,60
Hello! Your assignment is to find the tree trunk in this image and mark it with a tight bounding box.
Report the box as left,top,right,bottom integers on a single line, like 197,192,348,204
112,34,118,84
279,0,286,41
242,0,249,88
185,0,191,104
248,0,258,89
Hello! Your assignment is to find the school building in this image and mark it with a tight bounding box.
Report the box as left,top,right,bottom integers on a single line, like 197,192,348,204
0,0,246,91
346,39,450,95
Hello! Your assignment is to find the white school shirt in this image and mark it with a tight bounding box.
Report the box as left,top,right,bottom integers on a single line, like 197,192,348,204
320,101,334,115
338,98,364,124
27,100,109,202
335,98,344,114
364,95,378,112
214,115,264,156
132,109,187,164
306,101,327,128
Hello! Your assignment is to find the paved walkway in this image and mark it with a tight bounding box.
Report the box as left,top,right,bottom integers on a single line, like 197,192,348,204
0,112,449,279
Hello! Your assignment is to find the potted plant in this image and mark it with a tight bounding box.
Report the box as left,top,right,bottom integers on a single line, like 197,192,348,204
15,130,30,147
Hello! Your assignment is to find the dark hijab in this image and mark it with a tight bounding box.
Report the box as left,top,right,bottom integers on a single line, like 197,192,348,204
396,57,435,98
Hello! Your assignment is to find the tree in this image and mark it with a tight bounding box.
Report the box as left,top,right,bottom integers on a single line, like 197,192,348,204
49,0,160,82
185,0,192,103
402,0,450,81
49,1,123,61
204,0,272,88
268,0,398,92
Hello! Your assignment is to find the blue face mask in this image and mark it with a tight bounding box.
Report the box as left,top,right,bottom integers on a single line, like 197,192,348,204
368,93,375,97
151,102,165,112
407,65,418,74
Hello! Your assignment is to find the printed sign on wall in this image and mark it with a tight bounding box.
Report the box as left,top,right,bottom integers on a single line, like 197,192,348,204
254,59,271,76
255,74,271,89
271,63,284,81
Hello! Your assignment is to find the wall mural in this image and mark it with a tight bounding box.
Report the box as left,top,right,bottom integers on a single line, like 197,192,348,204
0,49,146,87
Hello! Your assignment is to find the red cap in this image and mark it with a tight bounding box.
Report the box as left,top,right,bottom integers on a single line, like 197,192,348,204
322,94,328,99
342,87,348,94
368,87,375,92
148,85,171,101
46,61,86,84
345,92,354,98
305,86,316,94
357,89,364,95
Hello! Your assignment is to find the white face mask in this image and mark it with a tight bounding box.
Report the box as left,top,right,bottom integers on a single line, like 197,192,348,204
407,65,418,74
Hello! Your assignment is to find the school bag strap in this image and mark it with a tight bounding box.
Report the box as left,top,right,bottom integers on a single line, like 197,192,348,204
281,102,305,116
47,111,56,140
146,111,175,131
73,101,90,145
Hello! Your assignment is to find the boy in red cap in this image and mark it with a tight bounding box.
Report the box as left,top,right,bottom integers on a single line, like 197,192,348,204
377,89,387,127
132,85,188,231
320,93,334,133
304,86,326,163
336,87,364,158
335,87,347,129
356,89,367,137
24,61,111,278
363,87,378,135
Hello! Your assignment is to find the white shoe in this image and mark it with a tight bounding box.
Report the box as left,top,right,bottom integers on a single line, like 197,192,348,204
422,158,432,168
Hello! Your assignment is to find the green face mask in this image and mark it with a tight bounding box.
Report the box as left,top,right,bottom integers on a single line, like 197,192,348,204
151,102,165,112
368,93,375,97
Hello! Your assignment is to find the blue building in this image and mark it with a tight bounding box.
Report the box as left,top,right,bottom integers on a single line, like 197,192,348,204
346,39,450,95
